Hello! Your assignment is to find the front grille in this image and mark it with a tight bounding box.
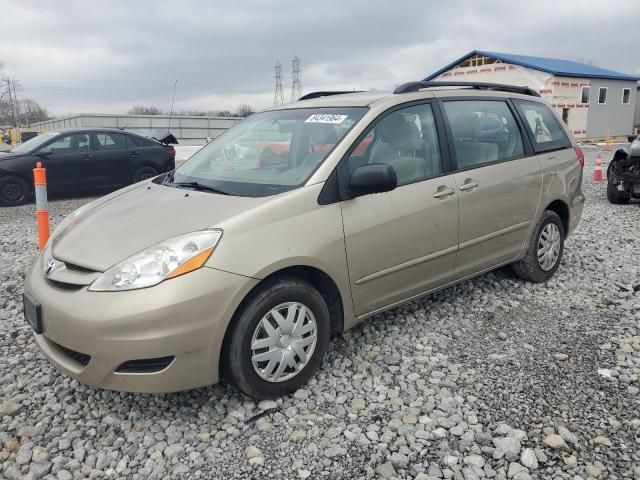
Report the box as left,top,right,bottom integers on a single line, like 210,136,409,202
116,356,174,374
50,340,91,366
45,279,85,290
63,262,96,273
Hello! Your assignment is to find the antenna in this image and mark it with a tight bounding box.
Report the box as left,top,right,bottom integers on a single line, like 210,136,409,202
168,79,178,130
291,55,302,101
274,61,284,105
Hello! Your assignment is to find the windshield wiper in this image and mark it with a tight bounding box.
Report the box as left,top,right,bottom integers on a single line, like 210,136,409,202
169,181,229,195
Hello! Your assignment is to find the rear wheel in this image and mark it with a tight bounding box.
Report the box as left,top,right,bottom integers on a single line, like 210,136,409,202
132,166,158,183
0,176,30,206
607,166,631,204
513,210,564,283
223,277,330,399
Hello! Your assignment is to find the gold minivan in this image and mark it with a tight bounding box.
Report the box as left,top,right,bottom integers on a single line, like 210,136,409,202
23,82,585,399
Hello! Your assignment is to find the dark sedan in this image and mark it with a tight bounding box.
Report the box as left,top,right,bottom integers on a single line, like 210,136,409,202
0,128,176,206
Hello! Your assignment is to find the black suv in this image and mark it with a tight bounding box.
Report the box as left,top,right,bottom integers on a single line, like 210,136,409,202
0,128,176,206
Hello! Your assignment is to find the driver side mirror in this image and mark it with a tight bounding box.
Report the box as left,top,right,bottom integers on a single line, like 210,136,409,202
349,163,397,197
628,134,638,143
37,147,52,156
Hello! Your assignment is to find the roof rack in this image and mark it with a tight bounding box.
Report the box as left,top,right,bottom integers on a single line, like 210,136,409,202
393,81,540,97
298,90,364,101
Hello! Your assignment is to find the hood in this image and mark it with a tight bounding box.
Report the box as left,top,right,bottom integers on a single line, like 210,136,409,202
0,152,20,161
52,182,261,271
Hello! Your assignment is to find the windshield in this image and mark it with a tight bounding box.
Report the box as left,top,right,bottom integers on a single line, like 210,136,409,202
165,107,367,196
11,132,58,154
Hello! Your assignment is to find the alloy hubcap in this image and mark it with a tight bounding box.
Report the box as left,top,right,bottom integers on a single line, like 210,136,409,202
537,223,561,271
250,302,317,383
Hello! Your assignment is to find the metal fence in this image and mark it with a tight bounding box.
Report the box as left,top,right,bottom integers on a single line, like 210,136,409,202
30,114,243,145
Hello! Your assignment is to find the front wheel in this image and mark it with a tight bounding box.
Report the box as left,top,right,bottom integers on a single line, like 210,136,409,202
0,176,30,206
513,210,565,283
222,278,330,399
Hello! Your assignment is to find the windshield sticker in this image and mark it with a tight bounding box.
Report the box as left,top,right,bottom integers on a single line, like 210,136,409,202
305,114,348,124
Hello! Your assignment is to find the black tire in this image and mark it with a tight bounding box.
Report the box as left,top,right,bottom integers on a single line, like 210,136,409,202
512,210,565,283
606,167,630,204
132,166,158,183
0,176,30,207
222,277,330,399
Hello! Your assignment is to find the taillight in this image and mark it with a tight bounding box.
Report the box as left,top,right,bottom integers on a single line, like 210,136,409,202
574,146,584,168
165,146,176,158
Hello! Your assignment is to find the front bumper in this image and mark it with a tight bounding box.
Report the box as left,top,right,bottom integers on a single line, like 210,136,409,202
24,255,258,393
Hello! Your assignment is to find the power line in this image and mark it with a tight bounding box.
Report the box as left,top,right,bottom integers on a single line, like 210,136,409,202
274,61,284,105
291,55,302,101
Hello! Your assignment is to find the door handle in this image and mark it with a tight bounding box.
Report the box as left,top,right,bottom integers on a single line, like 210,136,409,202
458,180,479,191
433,187,455,199
130,151,138,156
82,154,94,159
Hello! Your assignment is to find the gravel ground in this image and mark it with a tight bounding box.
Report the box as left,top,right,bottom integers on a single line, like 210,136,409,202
0,148,638,480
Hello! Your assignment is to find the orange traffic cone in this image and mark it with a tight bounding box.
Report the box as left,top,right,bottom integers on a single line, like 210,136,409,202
592,155,603,182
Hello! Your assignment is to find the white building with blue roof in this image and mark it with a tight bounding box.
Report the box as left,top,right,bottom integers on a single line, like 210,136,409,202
426,50,639,138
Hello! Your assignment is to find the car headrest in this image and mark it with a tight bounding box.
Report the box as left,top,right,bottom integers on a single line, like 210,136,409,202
451,113,481,141
308,124,338,145
380,114,423,152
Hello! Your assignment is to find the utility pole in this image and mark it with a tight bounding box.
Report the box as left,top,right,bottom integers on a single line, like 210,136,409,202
274,61,284,105
291,56,302,101
9,79,21,142
12,79,22,129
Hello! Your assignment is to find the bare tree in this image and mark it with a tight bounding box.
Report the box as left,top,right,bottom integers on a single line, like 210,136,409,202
214,109,234,118
234,104,255,117
128,105,163,115
20,98,50,124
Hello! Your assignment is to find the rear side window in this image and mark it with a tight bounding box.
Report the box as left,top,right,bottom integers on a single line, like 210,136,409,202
513,100,571,152
442,100,524,169
95,132,128,150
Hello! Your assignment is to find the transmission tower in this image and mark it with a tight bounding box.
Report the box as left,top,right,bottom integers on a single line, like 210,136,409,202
274,61,285,105
291,55,302,101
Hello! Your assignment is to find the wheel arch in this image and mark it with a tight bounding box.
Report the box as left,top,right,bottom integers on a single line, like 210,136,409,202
544,199,569,235
218,264,345,379
0,171,34,199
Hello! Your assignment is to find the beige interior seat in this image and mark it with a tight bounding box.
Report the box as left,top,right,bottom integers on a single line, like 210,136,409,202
369,114,426,184
450,113,499,167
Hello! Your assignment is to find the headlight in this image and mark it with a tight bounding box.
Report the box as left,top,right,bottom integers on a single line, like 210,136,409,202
89,230,222,292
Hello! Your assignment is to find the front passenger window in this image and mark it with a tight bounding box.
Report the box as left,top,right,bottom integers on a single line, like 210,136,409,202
47,134,90,154
348,103,442,186
443,100,524,169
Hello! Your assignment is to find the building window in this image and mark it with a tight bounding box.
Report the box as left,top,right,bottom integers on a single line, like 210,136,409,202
580,86,590,104
456,54,498,68
597,87,607,105
622,88,631,105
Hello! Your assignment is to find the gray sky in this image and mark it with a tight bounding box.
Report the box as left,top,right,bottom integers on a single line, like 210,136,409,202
2,0,638,116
